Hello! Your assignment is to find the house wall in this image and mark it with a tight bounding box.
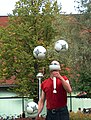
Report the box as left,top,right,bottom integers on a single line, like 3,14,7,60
67,96,91,112
0,98,22,117
0,88,31,119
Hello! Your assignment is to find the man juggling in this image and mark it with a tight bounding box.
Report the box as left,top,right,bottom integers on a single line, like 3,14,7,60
37,60,72,120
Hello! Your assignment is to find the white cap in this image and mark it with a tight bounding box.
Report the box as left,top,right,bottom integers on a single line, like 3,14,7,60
49,60,61,71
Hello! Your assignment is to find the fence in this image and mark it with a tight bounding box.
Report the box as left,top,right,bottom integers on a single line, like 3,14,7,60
0,96,91,119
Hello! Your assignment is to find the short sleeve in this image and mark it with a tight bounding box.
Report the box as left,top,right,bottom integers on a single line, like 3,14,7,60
41,81,45,92
63,76,69,81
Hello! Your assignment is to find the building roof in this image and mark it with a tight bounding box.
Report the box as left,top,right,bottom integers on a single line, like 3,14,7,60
0,16,8,27
0,76,16,87
0,16,15,87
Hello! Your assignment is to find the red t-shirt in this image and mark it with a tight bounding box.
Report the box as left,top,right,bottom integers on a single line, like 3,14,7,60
41,76,68,110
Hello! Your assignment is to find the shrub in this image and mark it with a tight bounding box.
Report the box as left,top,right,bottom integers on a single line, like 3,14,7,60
70,112,91,120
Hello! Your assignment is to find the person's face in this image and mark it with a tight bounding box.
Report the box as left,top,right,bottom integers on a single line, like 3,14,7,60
50,70,60,78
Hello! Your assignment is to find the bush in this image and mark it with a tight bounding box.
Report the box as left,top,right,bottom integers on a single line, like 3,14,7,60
70,112,91,120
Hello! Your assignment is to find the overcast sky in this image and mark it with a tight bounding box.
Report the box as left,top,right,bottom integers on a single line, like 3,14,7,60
0,0,78,16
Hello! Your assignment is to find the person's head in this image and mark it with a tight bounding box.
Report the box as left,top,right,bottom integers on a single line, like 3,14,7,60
49,60,61,72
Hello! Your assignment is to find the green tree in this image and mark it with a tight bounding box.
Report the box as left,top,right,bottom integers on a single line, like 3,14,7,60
72,0,91,97
0,0,62,100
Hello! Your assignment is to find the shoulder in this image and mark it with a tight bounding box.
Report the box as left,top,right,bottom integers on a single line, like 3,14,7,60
41,78,51,90
62,76,70,84
62,76,69,80
42,78,51,83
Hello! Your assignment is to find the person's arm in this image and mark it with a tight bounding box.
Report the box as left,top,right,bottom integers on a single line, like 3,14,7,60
38,90,46,116
59,75,72,93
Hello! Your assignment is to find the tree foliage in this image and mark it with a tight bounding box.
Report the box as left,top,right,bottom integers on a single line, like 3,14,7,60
72,0,91,97
0,0,91,99
0,0,63,100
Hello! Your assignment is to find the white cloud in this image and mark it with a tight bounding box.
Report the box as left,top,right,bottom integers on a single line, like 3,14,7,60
57,0,78,14
0,0,18,15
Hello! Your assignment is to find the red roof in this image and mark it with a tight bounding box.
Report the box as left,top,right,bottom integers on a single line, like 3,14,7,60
0,16,14,86
0,16,8,27
0,76,16,86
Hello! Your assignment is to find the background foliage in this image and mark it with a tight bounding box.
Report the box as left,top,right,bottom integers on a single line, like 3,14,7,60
0,0,91,100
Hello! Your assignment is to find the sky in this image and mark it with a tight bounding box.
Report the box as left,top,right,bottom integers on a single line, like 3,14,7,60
0,0,79,16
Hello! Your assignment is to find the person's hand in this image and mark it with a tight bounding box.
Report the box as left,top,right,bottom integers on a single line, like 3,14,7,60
35,115,40,120
51,71,64,81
